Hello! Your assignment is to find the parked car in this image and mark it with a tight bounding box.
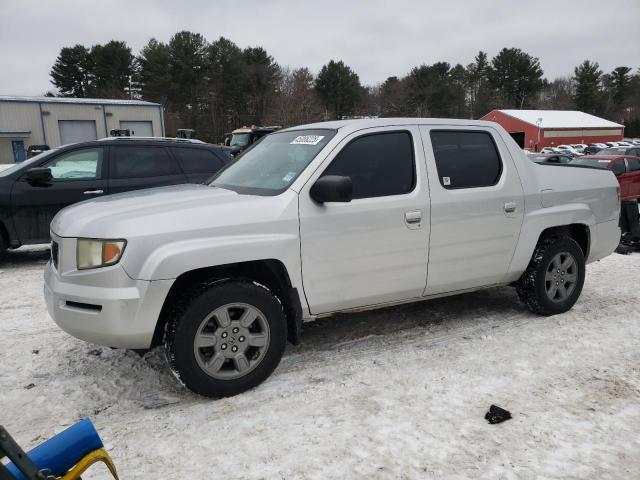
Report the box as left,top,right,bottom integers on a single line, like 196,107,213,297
583,144,604,155
569,155,640,201
570,144,588,153
556,144,583,156
597,146,640,157
529,153,573,164
0,137,233,258
540,147,562,154
45,118,621,397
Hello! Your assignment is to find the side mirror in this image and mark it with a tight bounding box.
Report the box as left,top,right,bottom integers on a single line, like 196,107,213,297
25,167,53,184
310,175,353,203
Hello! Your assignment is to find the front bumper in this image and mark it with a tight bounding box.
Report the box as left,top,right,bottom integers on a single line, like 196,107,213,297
44,238,174,349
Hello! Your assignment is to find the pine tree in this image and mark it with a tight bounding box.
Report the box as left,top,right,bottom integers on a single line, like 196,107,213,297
572,60,603,114
50,45,92,97
314,60,362,119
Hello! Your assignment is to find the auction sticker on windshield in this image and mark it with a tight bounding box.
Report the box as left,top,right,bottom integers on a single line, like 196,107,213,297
290,135,325,145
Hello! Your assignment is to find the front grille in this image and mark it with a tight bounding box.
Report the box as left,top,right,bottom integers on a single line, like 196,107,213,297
51,241,59,268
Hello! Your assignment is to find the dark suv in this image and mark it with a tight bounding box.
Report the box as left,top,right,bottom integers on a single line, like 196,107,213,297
0,138,233,257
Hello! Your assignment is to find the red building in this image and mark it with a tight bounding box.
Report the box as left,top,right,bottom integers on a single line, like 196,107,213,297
480,109,624,151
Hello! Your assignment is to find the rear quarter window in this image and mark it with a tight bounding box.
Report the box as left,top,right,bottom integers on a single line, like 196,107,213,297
171,148,225,174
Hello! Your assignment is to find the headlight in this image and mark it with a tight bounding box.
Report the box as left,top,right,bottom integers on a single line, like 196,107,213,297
77,239,126,270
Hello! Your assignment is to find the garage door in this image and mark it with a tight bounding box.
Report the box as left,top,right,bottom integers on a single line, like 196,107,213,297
59,120,98,145
120,121,154,137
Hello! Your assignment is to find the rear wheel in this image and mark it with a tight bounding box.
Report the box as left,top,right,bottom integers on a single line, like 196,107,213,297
165,280,287,397
516,237,585,315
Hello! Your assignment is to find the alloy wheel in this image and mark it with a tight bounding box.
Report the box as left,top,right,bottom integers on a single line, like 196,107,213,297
193,303,270,380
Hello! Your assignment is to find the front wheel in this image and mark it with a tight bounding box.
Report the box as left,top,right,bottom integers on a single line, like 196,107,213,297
516,237,586,315
165,280,287,397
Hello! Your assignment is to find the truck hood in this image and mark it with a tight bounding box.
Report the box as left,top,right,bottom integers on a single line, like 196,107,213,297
51,183,297,239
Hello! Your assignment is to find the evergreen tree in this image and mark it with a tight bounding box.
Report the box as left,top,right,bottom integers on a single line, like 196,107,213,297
466,51,493,118
206,37,247,134
242,47,281,123
379,76,407,117
167,31,208,110
137,38,171,104
314,60,362,119
489,48,544,108
89,40,134,98
610,66,632,108
405,62,457,117
50,45,92,97
572,60,603,114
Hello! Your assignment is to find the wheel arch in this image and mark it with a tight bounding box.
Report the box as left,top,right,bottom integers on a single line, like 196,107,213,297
537,223,590,258
151,259,303,348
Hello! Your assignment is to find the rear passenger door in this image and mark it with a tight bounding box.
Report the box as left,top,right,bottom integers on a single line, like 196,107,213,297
170,147,228,183
107,145,187,194
420,126,524,295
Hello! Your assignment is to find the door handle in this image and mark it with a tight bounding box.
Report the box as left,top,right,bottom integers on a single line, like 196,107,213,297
404,210,422,225
504,202,517,213
83,190,104,195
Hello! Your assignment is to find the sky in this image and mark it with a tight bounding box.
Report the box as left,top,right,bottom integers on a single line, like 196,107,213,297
1,0,639,96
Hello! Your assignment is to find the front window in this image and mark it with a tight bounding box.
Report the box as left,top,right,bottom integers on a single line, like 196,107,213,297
230,133,251,147
46,148,104,180
210,129,337,195
0,148,57,177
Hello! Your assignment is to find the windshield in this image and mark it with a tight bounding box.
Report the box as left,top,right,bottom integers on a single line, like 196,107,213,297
569,158,611,169
230,133,251,147
210,129,337,195
0,148,57,178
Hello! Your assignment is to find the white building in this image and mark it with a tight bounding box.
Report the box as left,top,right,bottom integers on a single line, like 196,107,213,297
0,96,165,163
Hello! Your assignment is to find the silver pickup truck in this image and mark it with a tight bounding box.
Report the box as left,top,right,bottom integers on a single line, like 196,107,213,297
45,118,621,397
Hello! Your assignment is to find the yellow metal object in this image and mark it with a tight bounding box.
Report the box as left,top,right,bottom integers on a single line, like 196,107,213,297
60,448,119,480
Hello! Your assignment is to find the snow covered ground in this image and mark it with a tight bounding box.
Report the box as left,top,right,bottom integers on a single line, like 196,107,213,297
1,246,639,479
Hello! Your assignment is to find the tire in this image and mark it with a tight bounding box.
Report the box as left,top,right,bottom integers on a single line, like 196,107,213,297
516,236,586,316
165,280,287,397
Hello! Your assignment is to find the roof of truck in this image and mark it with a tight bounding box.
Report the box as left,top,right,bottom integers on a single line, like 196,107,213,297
282,118,499,132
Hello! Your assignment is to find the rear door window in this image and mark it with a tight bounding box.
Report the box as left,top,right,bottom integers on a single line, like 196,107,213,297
171,148,225,174
110,146,179,179
429,130,502,189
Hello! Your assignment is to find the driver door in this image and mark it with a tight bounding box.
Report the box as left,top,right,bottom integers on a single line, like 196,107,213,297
10,147,107,243
298,127,430,314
